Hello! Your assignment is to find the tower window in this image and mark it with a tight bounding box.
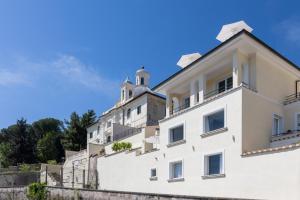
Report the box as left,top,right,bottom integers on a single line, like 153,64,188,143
129,90,133,98
122,89,125,100
141,77,144,85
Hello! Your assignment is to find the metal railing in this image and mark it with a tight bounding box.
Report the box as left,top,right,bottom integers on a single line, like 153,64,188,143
112,127,142,141
204,84,233,99
172,103,190,114
283,93,300,105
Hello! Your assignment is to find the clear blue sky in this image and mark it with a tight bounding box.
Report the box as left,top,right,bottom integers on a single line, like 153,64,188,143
1,0,300,128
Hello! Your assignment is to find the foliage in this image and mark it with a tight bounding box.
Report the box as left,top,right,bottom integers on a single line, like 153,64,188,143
47,160,57,165
63,110,96,151
19,163,31,172
37,131,64,163
112,142,132,152
0,143,11,168
26,182,47,200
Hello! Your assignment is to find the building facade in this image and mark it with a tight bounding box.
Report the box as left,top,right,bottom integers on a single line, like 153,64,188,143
96,25,300,200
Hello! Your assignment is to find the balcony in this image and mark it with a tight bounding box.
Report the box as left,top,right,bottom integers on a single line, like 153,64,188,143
270,130,300,148
283,93,300,105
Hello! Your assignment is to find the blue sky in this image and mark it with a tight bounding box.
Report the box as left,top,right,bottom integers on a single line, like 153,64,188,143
1,0,300,128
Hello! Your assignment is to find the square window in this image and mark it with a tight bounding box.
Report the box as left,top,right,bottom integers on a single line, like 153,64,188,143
169,125,184,143
137,105,141,115
170,161,183,179
150,168,157,177
205,110,225,132
204,153,223,176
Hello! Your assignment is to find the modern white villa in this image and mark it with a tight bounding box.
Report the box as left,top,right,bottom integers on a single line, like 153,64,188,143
61,21,300,200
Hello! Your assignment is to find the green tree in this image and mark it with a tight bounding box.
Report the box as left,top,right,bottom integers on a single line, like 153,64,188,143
2,118,36,165
37,131,64,163
63,110,96,151
0,143,12,167
32,118,64,140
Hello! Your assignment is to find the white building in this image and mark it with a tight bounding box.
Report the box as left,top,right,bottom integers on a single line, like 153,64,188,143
63,67,166,188
96,22,300,200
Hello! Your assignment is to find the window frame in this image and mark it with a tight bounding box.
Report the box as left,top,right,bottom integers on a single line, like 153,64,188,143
107,121,112,128
89,132,93,139
137,105,141,115
203,108,226,134
217,75,233,93
295,113,300,131
272,114,283,135
150,168,157,179
140,77,144,85
168,123,185,144
203,150,225,177
127,108,131,119
169,159,184,181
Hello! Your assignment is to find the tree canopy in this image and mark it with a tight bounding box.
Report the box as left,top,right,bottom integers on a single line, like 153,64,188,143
0,110,97,167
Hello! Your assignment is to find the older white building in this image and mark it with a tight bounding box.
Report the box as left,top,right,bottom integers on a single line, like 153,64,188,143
62,67,166,188
96,22,300,200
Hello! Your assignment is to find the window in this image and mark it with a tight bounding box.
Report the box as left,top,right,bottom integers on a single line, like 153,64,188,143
169,161,183,179
106,135,111,143
122,89,125,100
296,113,300,130
127,109,131,119
129,90,133,98
218,76,233,93
89,132,93,139
273,114,283,135
107,121,111,128
205,110,225,132
150,168,157,178
97,126,100,135
184,97,190,109
204,153,223,176
169,125,184,143
141,77,144,85
137,105,141,115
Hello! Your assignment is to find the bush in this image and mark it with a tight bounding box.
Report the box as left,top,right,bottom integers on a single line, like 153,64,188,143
47,160,57,165
27,182,47,200
112,142,132,152
19,164,31,172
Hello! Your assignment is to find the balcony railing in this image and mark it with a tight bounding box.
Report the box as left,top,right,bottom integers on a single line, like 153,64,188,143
284,93,300,105
172,103,190,114
113,127,142,141
204,84,233,99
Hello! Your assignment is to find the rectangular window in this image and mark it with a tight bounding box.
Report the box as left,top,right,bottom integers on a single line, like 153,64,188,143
150,168,157,178
218,76,233,93
107,121,111,128
169,161,183,179
273,114,283,135
296,113,300,130
205,110,225,132
89,132,93,139
137,105,141,115
169,125,184,143
204,153,223,176
127,109,131,119
184,97,190,109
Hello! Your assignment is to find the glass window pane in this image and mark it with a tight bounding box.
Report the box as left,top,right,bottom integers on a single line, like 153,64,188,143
173,162,182,178
218,80,226,93
297,114,300,130
206,110,224,132
208,154,221,175
151,169,156,177
170,126,184,142
227,77,233,89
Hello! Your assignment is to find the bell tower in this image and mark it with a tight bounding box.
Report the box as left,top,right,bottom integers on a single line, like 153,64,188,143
136,66,150,87
120,77,134,103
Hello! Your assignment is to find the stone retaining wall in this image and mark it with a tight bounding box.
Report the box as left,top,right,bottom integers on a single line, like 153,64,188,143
0,186,253,200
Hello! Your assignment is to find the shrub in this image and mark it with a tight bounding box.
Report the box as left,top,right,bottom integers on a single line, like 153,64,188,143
26,182,47,200
47,160,57,165
19,164,31,172
111,142,132,152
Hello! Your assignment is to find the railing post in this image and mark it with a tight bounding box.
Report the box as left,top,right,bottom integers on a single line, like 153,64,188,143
72,164,74,188
60,166,63,187
82,169,85,188
45,165,48,185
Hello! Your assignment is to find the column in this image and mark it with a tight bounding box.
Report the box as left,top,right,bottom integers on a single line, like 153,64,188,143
232,49,242,88
190,80,197,106
198,74,206,103
166,92,173,118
